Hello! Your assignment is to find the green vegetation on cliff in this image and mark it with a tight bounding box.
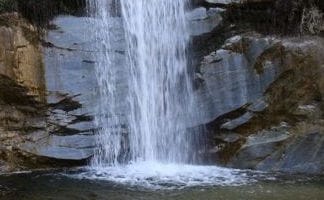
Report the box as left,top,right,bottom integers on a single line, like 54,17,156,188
0,0,86,26
0,0,16,13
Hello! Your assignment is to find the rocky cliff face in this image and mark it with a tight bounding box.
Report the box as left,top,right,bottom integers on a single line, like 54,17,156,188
0,13,47,171
0,0,323,174
0,13,96,171
202,35,324,174
192,0,324,174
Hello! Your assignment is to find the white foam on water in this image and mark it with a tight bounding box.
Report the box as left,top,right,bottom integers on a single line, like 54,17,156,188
75,161,256,190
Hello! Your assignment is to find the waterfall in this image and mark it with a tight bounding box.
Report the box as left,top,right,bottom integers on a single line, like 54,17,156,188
81,0,252,188
87,0,128,166
88,0,198,166
121,0,194,163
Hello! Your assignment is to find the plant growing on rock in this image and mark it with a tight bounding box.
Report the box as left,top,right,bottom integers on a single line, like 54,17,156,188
300,6,324,34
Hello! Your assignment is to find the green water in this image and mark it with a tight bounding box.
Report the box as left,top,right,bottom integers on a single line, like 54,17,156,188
0,170,323,200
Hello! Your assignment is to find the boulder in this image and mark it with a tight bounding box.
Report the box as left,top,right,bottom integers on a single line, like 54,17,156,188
228,127,291,169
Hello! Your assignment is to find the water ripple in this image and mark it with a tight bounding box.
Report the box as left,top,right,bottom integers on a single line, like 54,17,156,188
71,161,263,190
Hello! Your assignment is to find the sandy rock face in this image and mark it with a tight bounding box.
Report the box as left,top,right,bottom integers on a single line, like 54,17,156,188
0,14,96,171
0,13,46,171
0,13,45,98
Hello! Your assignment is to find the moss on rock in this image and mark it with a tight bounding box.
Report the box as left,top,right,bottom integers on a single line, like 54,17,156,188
0,0,17,14
0,0,86,27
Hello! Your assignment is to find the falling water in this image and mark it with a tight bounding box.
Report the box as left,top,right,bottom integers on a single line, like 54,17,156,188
89,0,196,165
87,0,127,166
121,0,195,163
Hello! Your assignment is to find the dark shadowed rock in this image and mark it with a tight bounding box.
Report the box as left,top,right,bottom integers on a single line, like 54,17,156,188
228,128,291,169
221,112,254,130
257,132,324,174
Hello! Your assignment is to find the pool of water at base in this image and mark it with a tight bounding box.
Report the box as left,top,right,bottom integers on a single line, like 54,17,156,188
0,166,323,200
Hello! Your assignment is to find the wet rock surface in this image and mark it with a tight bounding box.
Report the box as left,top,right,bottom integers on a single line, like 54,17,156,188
203,36,324,174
